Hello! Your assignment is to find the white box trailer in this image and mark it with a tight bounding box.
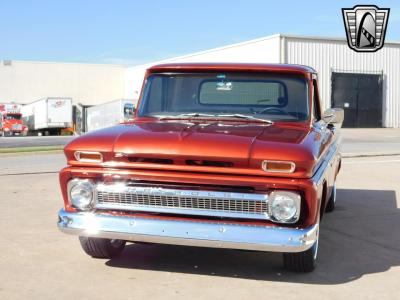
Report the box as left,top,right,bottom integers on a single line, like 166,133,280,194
21,97,72,135
86,99,136,132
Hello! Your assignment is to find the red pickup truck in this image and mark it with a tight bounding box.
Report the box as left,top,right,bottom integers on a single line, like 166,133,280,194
58,63,343,272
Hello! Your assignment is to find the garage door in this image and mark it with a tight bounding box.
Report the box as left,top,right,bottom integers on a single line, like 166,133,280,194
331,72,383,128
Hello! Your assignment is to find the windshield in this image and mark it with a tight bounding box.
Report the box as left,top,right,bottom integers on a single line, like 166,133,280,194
4,114,21,120
138,72,309,121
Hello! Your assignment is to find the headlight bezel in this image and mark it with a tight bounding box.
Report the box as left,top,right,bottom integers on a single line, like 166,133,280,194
67,178,95,211
268,190,301,224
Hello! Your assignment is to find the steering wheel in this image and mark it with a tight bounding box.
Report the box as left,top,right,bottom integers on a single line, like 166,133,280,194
258,107,289,115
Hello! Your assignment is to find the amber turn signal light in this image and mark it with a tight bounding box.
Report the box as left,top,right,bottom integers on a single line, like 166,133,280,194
74,151,103,163
262,160,296,173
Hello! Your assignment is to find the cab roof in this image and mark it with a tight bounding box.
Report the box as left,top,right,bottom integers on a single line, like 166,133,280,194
148,63,316,76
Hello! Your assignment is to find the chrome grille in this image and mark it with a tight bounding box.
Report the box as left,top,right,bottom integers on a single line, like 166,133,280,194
95,184,270,220
12,124,22,130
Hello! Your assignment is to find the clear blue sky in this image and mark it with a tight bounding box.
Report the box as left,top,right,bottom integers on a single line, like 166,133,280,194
0,0,399,66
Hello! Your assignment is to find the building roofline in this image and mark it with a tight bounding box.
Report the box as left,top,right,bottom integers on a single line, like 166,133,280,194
128,33,400,69
0,59,125,68
127,34,283,69
281,33,400,45
5,33,398,70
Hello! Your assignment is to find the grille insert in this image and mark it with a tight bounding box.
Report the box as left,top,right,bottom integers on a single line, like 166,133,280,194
12,124,22,130
128,157,173,164
186,160,233,167
95,184,270,220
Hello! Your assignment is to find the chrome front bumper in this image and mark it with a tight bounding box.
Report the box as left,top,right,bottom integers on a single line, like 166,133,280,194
58,209,318,253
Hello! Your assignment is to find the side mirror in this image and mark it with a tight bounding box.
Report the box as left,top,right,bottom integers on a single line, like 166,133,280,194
323,108,344,128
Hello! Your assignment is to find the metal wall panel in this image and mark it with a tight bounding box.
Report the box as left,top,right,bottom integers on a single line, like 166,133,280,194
285,37,400,127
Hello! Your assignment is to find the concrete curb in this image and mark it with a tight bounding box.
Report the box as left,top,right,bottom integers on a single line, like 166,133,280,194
0,150,63,157
342,152,400,158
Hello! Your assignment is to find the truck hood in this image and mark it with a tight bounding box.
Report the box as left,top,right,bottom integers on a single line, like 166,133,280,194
65,120,328,178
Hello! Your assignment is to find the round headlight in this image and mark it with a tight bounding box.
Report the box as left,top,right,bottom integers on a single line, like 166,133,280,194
269,191,300,223
68,179,94,210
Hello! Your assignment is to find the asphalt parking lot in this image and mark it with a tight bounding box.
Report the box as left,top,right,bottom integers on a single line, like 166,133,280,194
0,152,399,299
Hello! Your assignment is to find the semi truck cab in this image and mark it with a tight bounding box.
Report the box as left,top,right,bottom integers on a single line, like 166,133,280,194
0,104,27,136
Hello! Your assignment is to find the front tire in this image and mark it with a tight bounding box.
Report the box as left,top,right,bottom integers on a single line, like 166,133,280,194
79,237,126,258
283,231,319,272
325,184,337,213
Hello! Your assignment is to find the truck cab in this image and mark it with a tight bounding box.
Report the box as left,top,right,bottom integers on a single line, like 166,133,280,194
0,104,27,136
58,63,344,272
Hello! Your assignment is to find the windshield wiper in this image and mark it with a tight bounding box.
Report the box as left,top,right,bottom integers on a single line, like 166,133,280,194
217,114,273,124
177,113,217,117
159,113,216,120
157,113,273,124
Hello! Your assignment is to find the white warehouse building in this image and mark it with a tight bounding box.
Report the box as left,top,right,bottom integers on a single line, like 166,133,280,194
0,60,126,105
125,34,400,128
1,33,399,128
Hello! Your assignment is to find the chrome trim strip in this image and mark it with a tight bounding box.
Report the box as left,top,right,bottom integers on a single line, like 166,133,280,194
97,184,268,201
95,203,269,220
94,184,271,220
312,142,339,186
58,209,318,253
